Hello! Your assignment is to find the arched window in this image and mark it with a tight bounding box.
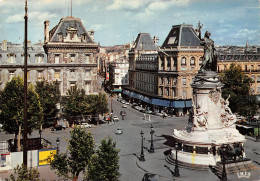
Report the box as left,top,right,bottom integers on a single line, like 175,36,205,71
190,57,195,65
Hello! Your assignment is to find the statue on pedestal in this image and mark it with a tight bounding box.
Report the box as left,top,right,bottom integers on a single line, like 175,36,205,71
200,31,217,72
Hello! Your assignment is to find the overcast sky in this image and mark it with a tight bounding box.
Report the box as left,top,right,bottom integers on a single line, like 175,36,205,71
0,0,259,46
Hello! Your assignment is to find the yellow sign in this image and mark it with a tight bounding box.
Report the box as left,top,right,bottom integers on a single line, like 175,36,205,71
38,149,57,166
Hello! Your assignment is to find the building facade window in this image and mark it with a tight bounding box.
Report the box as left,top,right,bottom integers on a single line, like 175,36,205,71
190,57,195,65
181,57,186,65
9,71,14,81
38,71,43,81
70,83,76,91
55,54,60,64
182,78,186,85
54,71,60,80
8,54,15,63
70,54,76,63
36,55,43,63
182,90,186,98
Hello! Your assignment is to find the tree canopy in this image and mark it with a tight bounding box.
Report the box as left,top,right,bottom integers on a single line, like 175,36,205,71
50,126,95,181
220,64,258,116
86,136,120,181
5,164,43,181
0,76,43,137
61,87,89,124
35,80,60,127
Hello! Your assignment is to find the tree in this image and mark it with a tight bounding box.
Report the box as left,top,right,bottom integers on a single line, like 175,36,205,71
35,80,61,128
96,92,109,116
0,76,43,151
5,164,43,181
50,126,95,181
61,87,89,125
220,64,258,116
86,136,120,181
86,92,108,115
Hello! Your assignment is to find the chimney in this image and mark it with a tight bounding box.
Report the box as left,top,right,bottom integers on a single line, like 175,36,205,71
44,20,50,43
153,36,158,46
1,40,7,51
89,29,95,41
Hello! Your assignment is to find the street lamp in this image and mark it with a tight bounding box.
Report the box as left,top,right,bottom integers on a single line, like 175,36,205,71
149,124,155,153
39,129,42,149
56,137,60,154
173,142,180,177
139,130,145,161
221,145,227,181
256,120,260,142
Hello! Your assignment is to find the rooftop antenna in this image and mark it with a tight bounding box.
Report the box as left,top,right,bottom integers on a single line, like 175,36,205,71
68,0,69,17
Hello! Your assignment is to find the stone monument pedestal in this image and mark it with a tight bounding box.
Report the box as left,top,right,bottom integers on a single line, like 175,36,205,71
171,71,246,166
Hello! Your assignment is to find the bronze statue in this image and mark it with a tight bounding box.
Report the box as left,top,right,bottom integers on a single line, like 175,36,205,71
200,31,217,72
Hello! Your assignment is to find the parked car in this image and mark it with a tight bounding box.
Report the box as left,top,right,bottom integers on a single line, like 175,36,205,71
80,123,92,128
121,100,126,104
125,102,130,105
122,104,127,108
52,125,65,131
117,97,122,102
115,127,123,135
113,116,119,122
140,108,146,113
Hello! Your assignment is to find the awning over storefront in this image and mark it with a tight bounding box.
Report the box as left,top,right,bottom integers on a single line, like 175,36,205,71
112,89,122,92
123,90,192,108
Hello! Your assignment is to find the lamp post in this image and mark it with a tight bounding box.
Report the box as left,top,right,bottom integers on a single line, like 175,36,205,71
139,130,145,161
256,120,260,142
174,142,180,177
149,124,155,153
56,137,60,154
39,129,42,149
221,145,227,181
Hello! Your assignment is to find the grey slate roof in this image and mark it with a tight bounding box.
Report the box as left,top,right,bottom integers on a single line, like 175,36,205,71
132,33,157,51
162,24,201,47
49,17,94,43
0,41,46,64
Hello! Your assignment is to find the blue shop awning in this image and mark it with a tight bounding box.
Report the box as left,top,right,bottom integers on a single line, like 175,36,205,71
112,89,122,92
171,101,185,108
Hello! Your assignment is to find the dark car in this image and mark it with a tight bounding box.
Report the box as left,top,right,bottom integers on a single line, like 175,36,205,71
142,173,157,181
52,125,65,131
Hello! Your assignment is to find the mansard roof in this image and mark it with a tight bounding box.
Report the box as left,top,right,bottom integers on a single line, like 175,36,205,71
49,17,94,43
132,33,157,51
162,24,201,48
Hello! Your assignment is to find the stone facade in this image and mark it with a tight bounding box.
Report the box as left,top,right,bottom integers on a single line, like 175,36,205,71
217,50,260,95
108,61,129,94
44,17,99,95
0,16,99,96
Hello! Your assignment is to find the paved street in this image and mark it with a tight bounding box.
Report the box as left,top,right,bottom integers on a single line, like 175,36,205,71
0,96,260,181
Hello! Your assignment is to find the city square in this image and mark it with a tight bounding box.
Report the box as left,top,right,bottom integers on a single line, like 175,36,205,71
0,0,260,180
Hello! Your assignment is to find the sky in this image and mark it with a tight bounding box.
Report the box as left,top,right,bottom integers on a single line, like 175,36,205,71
0,0,259,47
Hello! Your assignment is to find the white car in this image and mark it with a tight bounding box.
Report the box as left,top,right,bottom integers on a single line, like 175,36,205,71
115,127,123,135
125,102,130,105
122,104,127,108
113,116,119,122
80,123,92,128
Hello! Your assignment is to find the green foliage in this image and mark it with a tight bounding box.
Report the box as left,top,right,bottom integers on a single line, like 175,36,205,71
220,64,258,116
35,80,61,127
0,76,43,135
5,164,43,181
50,126,95,180
61,87,89,124
86,93,109,116
86,136,120,181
